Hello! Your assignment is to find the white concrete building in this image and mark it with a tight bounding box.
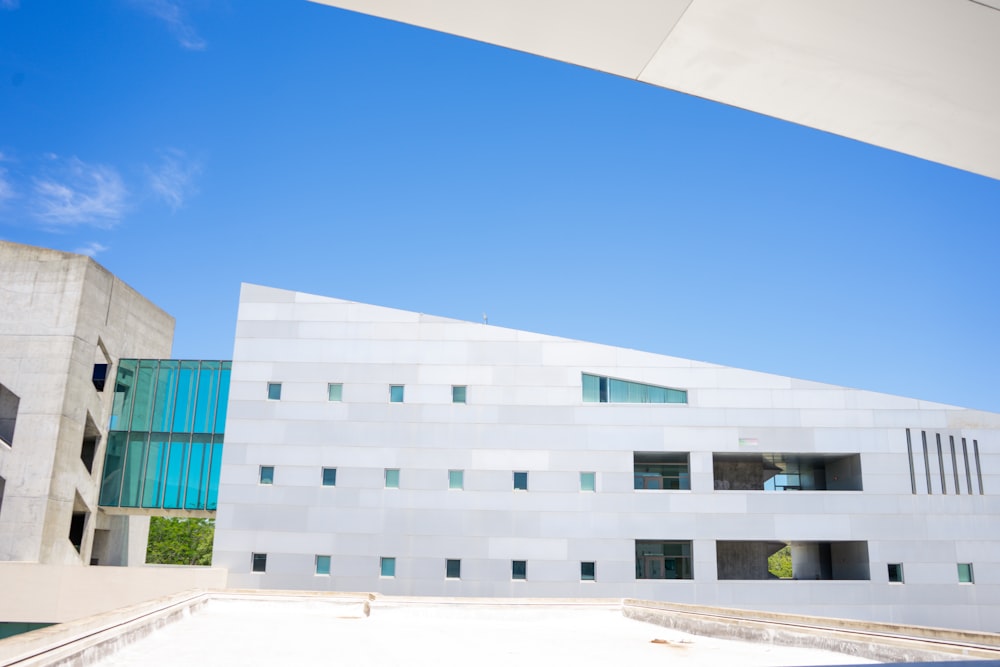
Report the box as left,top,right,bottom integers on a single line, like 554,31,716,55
214,283,1000,632
0,241,174,568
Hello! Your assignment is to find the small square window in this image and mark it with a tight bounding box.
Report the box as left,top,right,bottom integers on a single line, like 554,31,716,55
452,385,467,403
887,563,903,583
328,383,343,402
448,470,464,490
446,559,461,579
581,562,596,581
252,553,267,573
580,472,596,492
385,468,400,488
513,471,528,491
958,563,974,583
316,555,331,575
267,382,282,400
322,468,337,487
512,560,527,580
381,557,396,577
389,385,404,403
259,466,274,485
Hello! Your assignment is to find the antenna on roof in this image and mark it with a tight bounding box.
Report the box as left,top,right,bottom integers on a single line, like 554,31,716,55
482,312,488,325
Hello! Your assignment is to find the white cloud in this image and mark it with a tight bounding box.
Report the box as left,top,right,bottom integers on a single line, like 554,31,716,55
32,157,128,227
130,0,206,51
74,241,109,258
0,1,19,10
147,149,201,209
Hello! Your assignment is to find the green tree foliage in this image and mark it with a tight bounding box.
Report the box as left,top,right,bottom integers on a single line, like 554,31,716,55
768,544,792,579
146,517,215,566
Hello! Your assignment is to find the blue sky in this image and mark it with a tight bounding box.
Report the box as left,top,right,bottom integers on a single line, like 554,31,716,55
2,1,998,410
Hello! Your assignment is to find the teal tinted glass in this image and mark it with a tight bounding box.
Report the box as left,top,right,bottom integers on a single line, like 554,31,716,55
150,361,179,432
580,472,596,492
267,382,281,400
141,435,169,508
109,360,137,430
581,562,596,581
214,364,231,432
130,361,158,431
185,435,212,509
385,468,399,488
513,471,528,490
99,433,127,505
193,362,220,434
173,362,199,431
452,386,466,403
328,383,343,401
389,385,404,402
100,360,229,511
206,438,223,510
162,439,188,509
958,563,974,583
446,559,461,578
512,561,527,579
448,470,463,489
120,433,148,507
582,374,601,402
260,466,274,485
316,555,331,575
584,373,687,404
322,468,337,486
380,557,395,577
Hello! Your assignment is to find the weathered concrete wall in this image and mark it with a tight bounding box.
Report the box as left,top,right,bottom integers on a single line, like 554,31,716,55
713,459,765,490
0,241,174,566
717,541,783,580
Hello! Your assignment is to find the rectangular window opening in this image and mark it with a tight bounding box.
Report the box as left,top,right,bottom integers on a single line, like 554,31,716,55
635,540,693,580
315,555,331,576
0,475,5,519
581,562,596,581
0,382,20,447
513,471,528,491
381,556,396,577
266,382,282,400
80,413,101,475
259,465,274,485
385,468,400,489
389,385,404,403
92,364,109,392
634,453,689,490
713,453,862,491
582,373,686,404
958,563,974,583
580,472,596,492
716,541,869,580
452,385,467,404
512,560,527,580
888,563,904,583
446,559,461,579
327,383,343,402
251,552,267,573
322,468,337,487
448,470,464,490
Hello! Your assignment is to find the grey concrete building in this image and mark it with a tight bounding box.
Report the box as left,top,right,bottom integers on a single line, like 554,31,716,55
214,283,1000,631
0,241,174,567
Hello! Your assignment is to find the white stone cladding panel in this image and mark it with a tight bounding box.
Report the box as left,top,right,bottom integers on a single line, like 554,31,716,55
213,284,1000,631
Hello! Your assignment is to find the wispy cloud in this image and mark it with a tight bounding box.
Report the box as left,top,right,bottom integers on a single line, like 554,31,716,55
32,157,128,227
74,241,109,258
129,0,206,51
147,149,201,209
0,168,14,205
0,1,19,10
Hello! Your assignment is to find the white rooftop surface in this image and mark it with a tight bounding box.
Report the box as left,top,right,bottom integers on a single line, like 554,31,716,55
92,599,878,666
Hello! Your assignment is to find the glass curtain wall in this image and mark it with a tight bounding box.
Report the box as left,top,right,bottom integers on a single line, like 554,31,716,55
99,359,230,511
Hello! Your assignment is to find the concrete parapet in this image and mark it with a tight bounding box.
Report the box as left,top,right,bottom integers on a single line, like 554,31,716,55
622,598,1000,663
